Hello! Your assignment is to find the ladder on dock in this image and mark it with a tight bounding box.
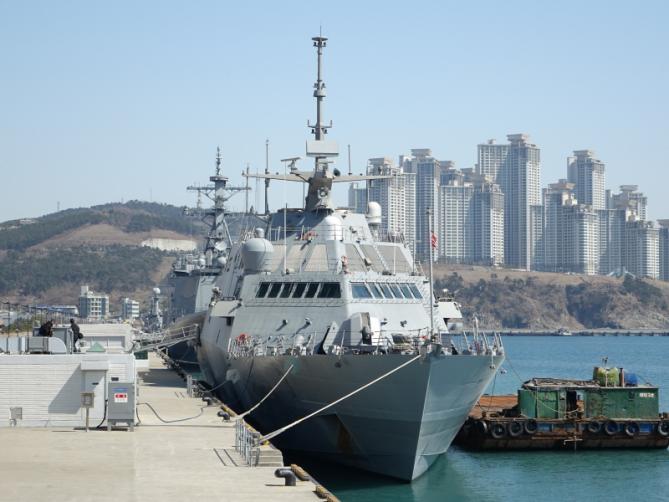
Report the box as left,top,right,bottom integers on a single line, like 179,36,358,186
133,324,200,353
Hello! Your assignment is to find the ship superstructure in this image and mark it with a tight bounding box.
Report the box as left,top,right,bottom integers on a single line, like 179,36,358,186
195,35,504,481
167,150,255,322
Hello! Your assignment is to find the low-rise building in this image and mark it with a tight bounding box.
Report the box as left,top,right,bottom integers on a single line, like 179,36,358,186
78,285,109,320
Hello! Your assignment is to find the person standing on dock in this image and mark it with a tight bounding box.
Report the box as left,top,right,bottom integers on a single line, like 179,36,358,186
38,320,53,337
70,318,83,352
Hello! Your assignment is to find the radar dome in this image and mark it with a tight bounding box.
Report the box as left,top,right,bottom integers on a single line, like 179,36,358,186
322,214,343,240
153,287,161,295
366,201,382,225
242,238,274,272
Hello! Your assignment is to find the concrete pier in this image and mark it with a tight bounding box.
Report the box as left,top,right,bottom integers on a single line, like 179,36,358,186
0,353,324,502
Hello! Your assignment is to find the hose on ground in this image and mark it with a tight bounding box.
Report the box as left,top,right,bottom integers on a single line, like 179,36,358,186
137,401,207,424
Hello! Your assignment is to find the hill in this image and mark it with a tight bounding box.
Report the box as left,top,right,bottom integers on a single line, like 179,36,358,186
434,264,669,330
0,201,203,251
0,201,202,308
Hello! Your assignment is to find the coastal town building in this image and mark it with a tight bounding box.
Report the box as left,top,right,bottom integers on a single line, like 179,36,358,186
78,285,109,320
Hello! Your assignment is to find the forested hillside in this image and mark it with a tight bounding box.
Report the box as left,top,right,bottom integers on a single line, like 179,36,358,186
0,201,199,307
0,201,201,251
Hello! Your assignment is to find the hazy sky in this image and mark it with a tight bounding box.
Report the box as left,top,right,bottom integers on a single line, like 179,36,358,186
1,1,667,221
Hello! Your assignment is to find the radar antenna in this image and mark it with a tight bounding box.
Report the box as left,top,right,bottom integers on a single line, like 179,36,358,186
307,36,332,141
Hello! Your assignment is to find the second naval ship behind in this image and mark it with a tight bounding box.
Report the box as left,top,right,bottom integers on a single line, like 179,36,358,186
195,35,504,481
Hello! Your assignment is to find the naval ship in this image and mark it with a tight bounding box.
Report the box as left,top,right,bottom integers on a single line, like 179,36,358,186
162,153,259,364
196,35,504,481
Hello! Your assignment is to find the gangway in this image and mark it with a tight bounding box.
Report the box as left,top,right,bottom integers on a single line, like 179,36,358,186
132,324,200,353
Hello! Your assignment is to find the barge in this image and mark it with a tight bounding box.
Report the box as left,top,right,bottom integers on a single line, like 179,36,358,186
456,366,669,450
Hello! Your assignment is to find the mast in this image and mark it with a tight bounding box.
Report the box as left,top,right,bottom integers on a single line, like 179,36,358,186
427,207,435,337
245,163,250,214
264,139,270,215
309,35,330,142
242,36,391,213
186,147,250,267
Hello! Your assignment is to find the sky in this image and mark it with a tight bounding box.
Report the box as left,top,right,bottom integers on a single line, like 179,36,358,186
1,1,668,221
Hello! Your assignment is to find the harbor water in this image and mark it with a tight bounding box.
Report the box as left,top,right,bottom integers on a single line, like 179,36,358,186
289,336,669,502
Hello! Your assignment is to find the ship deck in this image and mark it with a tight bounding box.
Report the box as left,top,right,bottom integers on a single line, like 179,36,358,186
468,394,518,419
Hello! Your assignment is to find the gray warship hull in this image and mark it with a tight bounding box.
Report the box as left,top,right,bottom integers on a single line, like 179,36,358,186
198,339,502,480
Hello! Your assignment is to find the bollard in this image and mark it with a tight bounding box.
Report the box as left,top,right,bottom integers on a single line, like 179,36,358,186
274,468,297,486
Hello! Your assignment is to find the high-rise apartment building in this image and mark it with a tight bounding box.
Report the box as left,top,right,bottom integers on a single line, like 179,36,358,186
542,181,577,272
611,185,647,221
476,139,509,184
436,170,504,266
596,208,627,275
659,220,669,281
503,134,542,270
471,175,505,266
476,135,541,269
347,182,367,214
623,221,659,279
541,181,598,274
571,205,599,275
567,150,606,210
438,177,474,263
366,157,416,244
403,149,440,262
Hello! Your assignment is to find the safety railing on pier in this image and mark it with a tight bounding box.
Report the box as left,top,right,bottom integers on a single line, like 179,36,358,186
234,418,261,466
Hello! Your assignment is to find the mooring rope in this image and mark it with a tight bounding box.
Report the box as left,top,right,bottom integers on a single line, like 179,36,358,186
260,354,422,442
234,364,294,420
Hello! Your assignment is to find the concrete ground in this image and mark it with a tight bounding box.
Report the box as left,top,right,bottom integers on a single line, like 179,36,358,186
0,354,322,502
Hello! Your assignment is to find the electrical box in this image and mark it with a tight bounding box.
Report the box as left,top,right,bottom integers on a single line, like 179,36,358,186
106,382,136,431
81,392,95,408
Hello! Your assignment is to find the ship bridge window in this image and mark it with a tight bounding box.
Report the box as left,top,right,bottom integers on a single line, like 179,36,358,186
267,283,282,298
408,283,422,299
280,282,295,298
370,283,384,299
304,283,320,298
318,282,341,298
389,284,404,298
351,283,372,299
379,283,393,298
399,284,413,299
256,282,270,298
292,282,307,298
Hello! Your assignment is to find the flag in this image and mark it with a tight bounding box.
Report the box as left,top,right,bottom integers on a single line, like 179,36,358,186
430,231,438,249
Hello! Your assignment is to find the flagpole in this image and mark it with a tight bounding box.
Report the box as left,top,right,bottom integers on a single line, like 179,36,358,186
427,207,435,338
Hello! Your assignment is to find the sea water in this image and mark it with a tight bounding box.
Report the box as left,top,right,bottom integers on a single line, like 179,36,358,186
293,336,669,502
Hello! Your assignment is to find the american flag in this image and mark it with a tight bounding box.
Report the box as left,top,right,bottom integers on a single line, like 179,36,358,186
430,231,438,249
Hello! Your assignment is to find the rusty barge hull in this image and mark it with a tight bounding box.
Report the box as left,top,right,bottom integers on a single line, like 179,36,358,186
456,420,669,450
457,395,669,450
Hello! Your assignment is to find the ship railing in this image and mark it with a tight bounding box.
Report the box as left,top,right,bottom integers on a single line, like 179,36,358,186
228,328,503,359
260,224,409,246
234,417,260,466
132,324,200,353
